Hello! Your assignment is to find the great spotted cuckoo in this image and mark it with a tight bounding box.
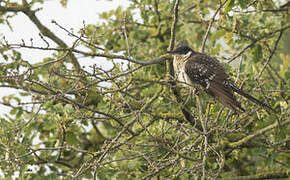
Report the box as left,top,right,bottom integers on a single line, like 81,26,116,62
168,43,275,113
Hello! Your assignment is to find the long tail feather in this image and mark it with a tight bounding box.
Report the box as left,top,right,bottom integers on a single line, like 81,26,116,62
230,84,276,113
207,82,245,113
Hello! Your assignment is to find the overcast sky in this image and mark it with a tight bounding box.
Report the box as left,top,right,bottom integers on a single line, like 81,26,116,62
0,0,130,116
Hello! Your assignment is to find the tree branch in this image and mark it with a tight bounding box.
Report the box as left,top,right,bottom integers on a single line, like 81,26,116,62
167,0,197,126
228,119,290,149
201,0,229,52
230,170,289,180
228,24,290,63
256,30,284,80
4,44,170,66
0,1,82,72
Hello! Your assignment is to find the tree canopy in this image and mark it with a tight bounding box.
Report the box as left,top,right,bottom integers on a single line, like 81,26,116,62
0,0,289,179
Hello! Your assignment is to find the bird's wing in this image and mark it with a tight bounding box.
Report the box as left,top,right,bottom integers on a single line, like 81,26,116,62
184,53,245,112
184,53,228,88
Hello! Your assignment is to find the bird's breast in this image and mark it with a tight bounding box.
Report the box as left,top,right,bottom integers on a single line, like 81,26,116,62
173,56,192,87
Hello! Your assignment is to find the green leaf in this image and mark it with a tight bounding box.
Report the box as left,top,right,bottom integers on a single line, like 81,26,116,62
225,0,235,12
14,97,21,104
252,44,263,63
3,54,8,61
211,29,227,41
43,116,57,130
285,71,290,80
10,108,17,115
99,12,109,19
19,92,31,96
238,0,247,9
16,108,23,118
60,0,67,7
64,104,74,114
44,101,54,109
66,131,78,145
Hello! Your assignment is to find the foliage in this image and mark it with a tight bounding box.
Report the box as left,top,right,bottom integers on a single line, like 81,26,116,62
0,0,290,179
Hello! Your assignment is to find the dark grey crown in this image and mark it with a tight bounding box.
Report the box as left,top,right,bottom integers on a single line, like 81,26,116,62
168,43,193,55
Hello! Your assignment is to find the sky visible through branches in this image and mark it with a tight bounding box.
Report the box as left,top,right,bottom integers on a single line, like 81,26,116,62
0,0,130,117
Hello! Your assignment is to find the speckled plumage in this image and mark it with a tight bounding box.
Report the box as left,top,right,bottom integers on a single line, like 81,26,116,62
169,44,275,113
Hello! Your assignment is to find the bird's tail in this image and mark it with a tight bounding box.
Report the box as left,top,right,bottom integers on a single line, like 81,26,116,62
230,84,276,113
206,82,245,113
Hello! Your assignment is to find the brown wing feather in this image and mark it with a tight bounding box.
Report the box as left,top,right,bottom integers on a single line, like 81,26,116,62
206,82,245,112
185,53,245,112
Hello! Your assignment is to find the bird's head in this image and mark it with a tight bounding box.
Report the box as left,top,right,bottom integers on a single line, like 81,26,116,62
168,42,194,56
167,43,194,62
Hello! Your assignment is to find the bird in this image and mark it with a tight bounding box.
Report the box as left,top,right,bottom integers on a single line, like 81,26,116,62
168,42,275,113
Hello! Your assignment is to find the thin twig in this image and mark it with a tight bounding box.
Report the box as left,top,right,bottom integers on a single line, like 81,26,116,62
5,44,170,66
228,24,290,63
256,30,283,80
168,0,180,51
201,0,229,53
228,119,290,149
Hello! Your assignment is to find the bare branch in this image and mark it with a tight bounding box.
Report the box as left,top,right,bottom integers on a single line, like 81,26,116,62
256,30,283,80
201,0,229,52
4,43,170,65
228,119,290,149
0,1,82,71
228,24,290,63
168,0,180,51
231,170,289,180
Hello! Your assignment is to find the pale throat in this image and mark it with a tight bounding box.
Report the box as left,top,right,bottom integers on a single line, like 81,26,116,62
173,51,192,63
173,51,192,67
173,51,193,86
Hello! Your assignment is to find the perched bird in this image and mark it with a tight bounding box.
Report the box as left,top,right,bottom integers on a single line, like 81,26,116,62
168,43,275,113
